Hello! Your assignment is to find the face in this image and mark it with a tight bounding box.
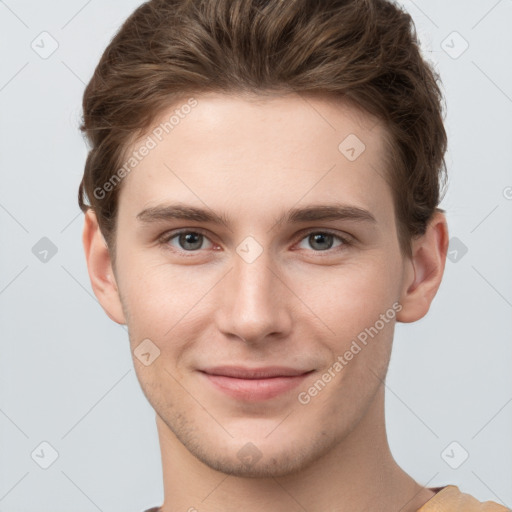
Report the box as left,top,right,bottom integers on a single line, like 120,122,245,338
102,92,414,477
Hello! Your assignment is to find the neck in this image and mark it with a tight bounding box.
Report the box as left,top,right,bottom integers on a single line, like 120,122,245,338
156,386,434,512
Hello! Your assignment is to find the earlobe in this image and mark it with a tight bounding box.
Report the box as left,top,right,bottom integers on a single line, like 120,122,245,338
396,211,449,323
82,209,127,324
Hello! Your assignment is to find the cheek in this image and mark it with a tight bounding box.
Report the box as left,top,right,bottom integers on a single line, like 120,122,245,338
116,255,214,361
117,251,183,315
293,259,399,333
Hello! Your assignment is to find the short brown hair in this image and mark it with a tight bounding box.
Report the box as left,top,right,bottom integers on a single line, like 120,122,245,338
78,0,447,259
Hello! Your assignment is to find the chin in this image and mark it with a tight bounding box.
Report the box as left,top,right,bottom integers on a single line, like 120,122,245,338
174,423,335,479
191,444,313,478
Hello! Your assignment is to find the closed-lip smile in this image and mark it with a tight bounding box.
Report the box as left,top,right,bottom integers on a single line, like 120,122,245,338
199,366,315,400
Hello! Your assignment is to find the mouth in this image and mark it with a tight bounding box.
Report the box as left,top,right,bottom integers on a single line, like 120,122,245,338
198,366,315,401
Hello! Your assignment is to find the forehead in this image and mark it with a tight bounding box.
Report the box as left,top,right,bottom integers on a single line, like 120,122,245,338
117,91,395,228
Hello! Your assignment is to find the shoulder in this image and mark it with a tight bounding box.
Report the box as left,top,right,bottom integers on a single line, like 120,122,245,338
418,485,510,512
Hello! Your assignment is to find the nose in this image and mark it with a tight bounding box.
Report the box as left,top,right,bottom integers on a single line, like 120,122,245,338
214,246,293,345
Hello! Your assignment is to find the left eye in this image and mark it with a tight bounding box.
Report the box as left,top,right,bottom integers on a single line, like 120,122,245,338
296,232,346,252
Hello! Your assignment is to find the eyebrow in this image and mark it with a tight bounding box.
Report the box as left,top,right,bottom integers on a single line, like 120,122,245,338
136,203,377,228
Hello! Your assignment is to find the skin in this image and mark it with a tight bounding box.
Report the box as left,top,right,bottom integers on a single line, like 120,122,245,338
83,91,448,512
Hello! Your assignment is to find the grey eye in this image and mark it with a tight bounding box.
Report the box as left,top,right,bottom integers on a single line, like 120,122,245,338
297,232,343,251
168,231,213,251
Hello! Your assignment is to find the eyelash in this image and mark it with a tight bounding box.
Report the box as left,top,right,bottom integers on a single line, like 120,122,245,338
157,228,353,256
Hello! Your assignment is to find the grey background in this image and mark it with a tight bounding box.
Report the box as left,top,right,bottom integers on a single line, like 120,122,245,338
0,1,511,511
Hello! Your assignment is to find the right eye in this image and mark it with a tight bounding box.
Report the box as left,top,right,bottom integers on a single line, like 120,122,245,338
159,229,216,253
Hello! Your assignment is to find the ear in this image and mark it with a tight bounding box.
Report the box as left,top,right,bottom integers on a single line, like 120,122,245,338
82,209,126,324
396,210,449,323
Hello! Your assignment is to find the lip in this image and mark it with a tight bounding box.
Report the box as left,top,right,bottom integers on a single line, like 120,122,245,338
199,366,315,401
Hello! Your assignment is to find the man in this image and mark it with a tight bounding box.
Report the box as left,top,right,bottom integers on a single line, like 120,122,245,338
79,0,508,510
